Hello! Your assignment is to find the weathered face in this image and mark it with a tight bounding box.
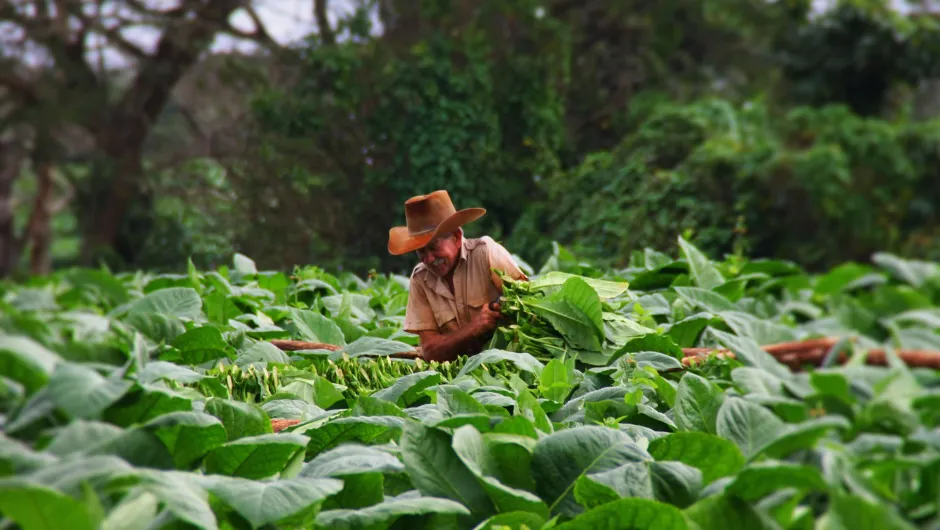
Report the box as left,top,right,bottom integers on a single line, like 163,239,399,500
416,230,461,277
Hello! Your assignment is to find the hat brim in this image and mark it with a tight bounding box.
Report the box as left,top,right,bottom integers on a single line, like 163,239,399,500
388,208,486,255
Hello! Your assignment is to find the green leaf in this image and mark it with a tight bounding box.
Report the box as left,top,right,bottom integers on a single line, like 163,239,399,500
288,308,347,346
648,432,745,485
673,372,725,434
338,336,414,358
530,272,630,300
531,426,650,517
197,474,343,528
723,461,827,502
315,496,471,529
262,399,326,421
280,376,345,409
471,512,547,530
678,235,725,290
236,341,291,366
204,433,309,479
715,397,785,460
301,416,404,455
437,385,489,417
718,311,797,346
170,327,235,364
399,421,495,518
137,361,206,385
684,493,779,530
0,480,98,530
299,443,405,477
372,371,441,407
144,411,228,469
456,349,545,379
709,328,792,380
554,497,689,529
204,398,273,440
122,287,203,319
673,287,737,313
529,277,605,351
103,384,193,427
716,397,849,461
48,363,133,419
452,425,550,519
100,491,159,530
0,334,62,392
139,470,218,530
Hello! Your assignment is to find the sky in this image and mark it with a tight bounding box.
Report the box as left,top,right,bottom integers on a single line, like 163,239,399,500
3,0,936,71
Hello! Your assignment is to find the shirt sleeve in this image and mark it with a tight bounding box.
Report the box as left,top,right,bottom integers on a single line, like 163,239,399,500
486,238,528,284
403,274,439,333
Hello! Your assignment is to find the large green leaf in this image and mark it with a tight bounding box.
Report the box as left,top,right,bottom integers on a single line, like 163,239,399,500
197,474,343,528
48,363,133,419
678,235,725,290
648,432,745,485
530,272,630,300
144,411,228,469
122,287,203,319
288,308,347,346
529,277,605,351
299,443,405,478
0,480,99,530
673,373,725,434
553,497,689,529
399,421,495,519
315,496,471,529
0,334,62,392
204,398,274,440
530,426,651,517
204,433,309,479
170,327,235,364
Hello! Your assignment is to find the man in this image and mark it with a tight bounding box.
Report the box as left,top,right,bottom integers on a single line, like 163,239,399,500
388,190,528,361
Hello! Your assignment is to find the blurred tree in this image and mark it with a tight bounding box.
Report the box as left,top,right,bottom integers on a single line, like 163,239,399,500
239,0,570,273
773,1,940,116
0,0,283,276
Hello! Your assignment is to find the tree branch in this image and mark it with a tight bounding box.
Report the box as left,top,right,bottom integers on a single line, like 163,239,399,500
315,0,335,45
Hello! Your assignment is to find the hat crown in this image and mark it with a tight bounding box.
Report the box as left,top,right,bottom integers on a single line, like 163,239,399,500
404,190,457,235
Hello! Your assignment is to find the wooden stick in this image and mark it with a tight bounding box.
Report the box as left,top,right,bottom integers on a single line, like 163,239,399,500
269,340,342,352
271,418,300,432
681,342,940,370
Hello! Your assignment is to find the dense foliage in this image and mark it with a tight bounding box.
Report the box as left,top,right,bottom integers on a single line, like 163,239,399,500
8,1,940,278
3,238,940,529
510,99,940,270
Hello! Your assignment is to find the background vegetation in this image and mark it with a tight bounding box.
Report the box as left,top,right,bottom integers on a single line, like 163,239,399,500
2,0,940,279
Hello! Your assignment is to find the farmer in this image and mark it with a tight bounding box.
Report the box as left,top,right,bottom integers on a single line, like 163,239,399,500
388,190,528,361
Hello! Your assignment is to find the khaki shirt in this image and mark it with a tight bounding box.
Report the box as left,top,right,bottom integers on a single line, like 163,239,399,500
403,236,527,334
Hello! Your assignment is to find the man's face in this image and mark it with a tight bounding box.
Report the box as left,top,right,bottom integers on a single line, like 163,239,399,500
416,231,461,277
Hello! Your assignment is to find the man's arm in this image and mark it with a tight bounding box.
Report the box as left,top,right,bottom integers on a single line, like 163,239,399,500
417,304,502,362
486,238,528,291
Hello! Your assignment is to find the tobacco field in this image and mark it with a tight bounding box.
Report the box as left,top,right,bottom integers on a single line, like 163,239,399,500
2,237,940,530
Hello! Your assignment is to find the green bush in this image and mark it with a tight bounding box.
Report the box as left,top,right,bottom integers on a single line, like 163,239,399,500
509,98,940,271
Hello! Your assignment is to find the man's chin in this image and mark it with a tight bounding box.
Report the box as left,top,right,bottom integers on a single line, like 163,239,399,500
429,263,451,277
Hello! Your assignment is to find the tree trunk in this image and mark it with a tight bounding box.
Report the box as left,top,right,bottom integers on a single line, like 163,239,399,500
79,137,144,264
0,140,26,277
25,160,55,276
77,0,250,266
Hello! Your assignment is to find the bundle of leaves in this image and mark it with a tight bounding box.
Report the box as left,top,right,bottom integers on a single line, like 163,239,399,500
488,270,651,367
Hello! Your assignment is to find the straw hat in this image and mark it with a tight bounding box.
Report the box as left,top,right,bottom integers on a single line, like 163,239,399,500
387,190,486,255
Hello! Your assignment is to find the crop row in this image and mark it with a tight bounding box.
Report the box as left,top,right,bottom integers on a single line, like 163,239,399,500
1,238,940,529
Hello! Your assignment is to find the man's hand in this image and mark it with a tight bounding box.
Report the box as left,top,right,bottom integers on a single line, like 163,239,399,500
473,302,503,332
417,303,504,363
